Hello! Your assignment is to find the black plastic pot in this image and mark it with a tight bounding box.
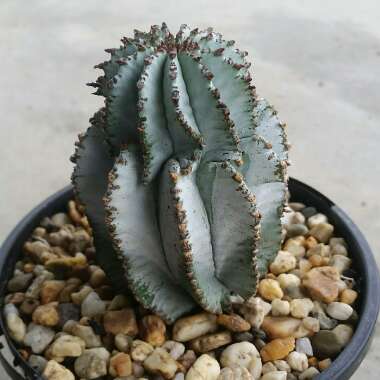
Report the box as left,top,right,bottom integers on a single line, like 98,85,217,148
0,178,379,379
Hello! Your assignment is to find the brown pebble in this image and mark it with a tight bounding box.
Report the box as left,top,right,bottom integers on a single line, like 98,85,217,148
190,331,232,353
258,279,284,301
40,280,66,304
260,337,295,362
20,298,40,315
109,353,133,377
94,285,114,300
5,293,25,305
59,281,82,303
90,268,107,288
68,200,83,225
261,316,301,339
318,358,332,371
139,315,166,347
18,349,30,361
302,267,340,303
32,302,59,327
309,255,324,267
104,308,138,336
340,289,358,305
305,236,318,250
308,356,318,367
309,223,334,243
23,263,35,273
69,265,91,282
177,350,197,371
216,313,251,332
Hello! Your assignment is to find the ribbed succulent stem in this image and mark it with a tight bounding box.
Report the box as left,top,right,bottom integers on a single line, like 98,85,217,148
72,23,289,322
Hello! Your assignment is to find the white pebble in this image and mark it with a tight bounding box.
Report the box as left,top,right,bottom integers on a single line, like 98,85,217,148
271,299,290,317
131,340,154,362
186,354,220,380
331,244,348,256
287,351,308,372
307,213,328,228
43,360,75,380
269,251,297,275
329,237,347,248
299,367,320,380
273,360,290,373
262,362,277,374
4,304,26,343
220,342,261,371
277,274,301,289
291,212,306,225
306,244,330,258
290,299,314,319
326,302,353,321
261,371,287,380
309,223,334,243
333,324,354,346
162,340,186,360
217,367,252,380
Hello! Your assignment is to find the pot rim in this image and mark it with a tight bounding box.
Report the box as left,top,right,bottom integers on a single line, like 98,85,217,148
0,178,378,380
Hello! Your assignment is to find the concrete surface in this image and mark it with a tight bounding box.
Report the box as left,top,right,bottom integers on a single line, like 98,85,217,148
0,0,379,378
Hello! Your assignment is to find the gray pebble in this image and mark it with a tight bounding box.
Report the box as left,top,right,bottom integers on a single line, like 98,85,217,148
333,324,354,346
115,333,133,353
252,328,267,341
71,323,102,348
347,310,359,325
81,291,106,318
24,323,55,354
253,338,266,351
311,305,338,331
233,331,254,342
311,330,344,358
74,348,110,379
286,224,309,238
40,217,56,231
26,273,54,299
28,355,48,373
7,273,34,292
58,303,81,327
330,237,347,248
301,207,317,218
330,255,352,274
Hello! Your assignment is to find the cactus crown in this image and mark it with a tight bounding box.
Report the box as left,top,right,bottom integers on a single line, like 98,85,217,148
71,23,289,323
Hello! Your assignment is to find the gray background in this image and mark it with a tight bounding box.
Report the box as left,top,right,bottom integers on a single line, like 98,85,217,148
0,0,379,378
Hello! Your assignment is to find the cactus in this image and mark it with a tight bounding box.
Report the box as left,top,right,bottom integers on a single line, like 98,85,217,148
71,23,289,323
